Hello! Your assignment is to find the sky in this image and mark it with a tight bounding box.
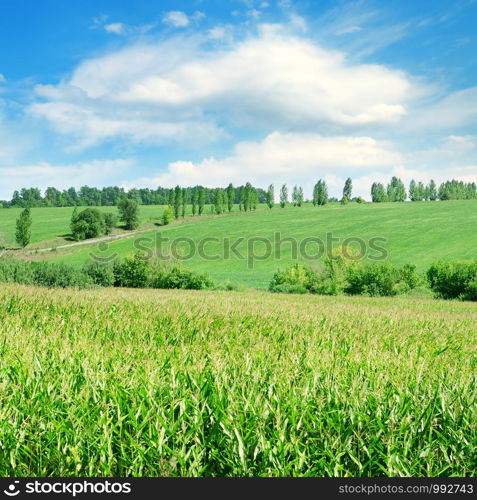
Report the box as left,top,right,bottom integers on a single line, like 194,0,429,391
0,0,476,200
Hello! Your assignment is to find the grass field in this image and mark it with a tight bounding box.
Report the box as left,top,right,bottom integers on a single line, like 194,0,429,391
39,200,477,289
0,283,475,476
0,205,170,248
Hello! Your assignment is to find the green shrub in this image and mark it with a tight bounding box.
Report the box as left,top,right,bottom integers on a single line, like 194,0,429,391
113,253,150,288
345,263,421,297
427,261,477,300
162,206,174,226
269,263,312,294
71,208,106,241
103,213,118,235
83,261,116,287
0,258,34,285
151,264,213,290
32,261,92,289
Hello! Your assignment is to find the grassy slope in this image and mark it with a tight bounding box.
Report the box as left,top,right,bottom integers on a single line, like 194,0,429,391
0,283,475,476
0,205,170,248
45,200,477,289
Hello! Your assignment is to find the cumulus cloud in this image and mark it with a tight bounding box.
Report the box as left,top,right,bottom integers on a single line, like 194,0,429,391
163,11,190,28
125,131,402,195
29,27,420,150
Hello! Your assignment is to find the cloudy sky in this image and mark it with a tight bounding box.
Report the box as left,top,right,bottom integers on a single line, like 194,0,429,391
0,0,476,199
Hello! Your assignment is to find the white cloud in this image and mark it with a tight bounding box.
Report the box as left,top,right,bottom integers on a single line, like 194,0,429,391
125,131,402,195
163,11,190,28
29,28,420,150
104,23,126,35
0,74,6,83
406,87,477,131
336,26,363,35
0,159,132,199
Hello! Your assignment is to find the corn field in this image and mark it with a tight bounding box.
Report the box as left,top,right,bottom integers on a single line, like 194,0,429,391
0,284,475,476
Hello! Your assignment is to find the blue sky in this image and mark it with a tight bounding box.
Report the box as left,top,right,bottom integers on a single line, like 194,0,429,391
0,0,476,199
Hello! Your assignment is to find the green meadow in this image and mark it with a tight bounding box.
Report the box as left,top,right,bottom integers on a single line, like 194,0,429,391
33,200,477,289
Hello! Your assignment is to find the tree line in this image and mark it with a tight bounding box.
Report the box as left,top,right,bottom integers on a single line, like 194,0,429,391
3,177,476,210
1,184,267,209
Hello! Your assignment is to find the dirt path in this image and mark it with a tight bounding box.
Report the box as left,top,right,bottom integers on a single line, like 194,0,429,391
30,229,151,253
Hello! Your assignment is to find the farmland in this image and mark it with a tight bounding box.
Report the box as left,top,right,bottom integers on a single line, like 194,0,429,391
32,200,477,289
0,283,475,476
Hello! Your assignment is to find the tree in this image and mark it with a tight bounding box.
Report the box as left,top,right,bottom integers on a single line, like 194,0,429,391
15,208,32,247
162,206,173,225
371,182,387,202
71,208,106,241
191,187,199,216
314,180,328,206
103,213,117,235
266,184,274,209
213,188,223,214
409,179,417,201
428,179,437,201
173,186,182,219
168,189,175,207
244,182,253,211
181,188,187,217
238,187,245,211
292,186,298,206
198,187,205,215
226,183,235,212
343,177,352,200
118,199,140,230
387,177,406,202
280,184,288,208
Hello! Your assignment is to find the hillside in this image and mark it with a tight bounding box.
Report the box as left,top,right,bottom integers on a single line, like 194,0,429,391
36,200,477,289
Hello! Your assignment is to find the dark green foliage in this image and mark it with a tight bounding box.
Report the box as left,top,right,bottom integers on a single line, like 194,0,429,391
32,262,93,288
270,259,422,297
191,187,199,216
83,261,116,287
181,188,187,217
387,177,407,202
371,182,387,202
15,208,32,247
71,208,106,241
427,261,477,300
279,184,288,208
198,187,205,215
226,183,235,212
343,177,352,200
151,265,214,290
345,263,421,297
118,199,140,230
313,180,328,206
266,184,274,209
268,263,310,294
113,253,150,288
103,213,117,235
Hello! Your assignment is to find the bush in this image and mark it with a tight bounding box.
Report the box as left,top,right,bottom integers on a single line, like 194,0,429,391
113,253,150,288
103,213,117,235
118,199,140,230
0,258,34,285
269,263,311,294
345,263,421,297
71,208,106,241
150,264,213,290
83,261,115,287
32,261,92,289
427,261,477,300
